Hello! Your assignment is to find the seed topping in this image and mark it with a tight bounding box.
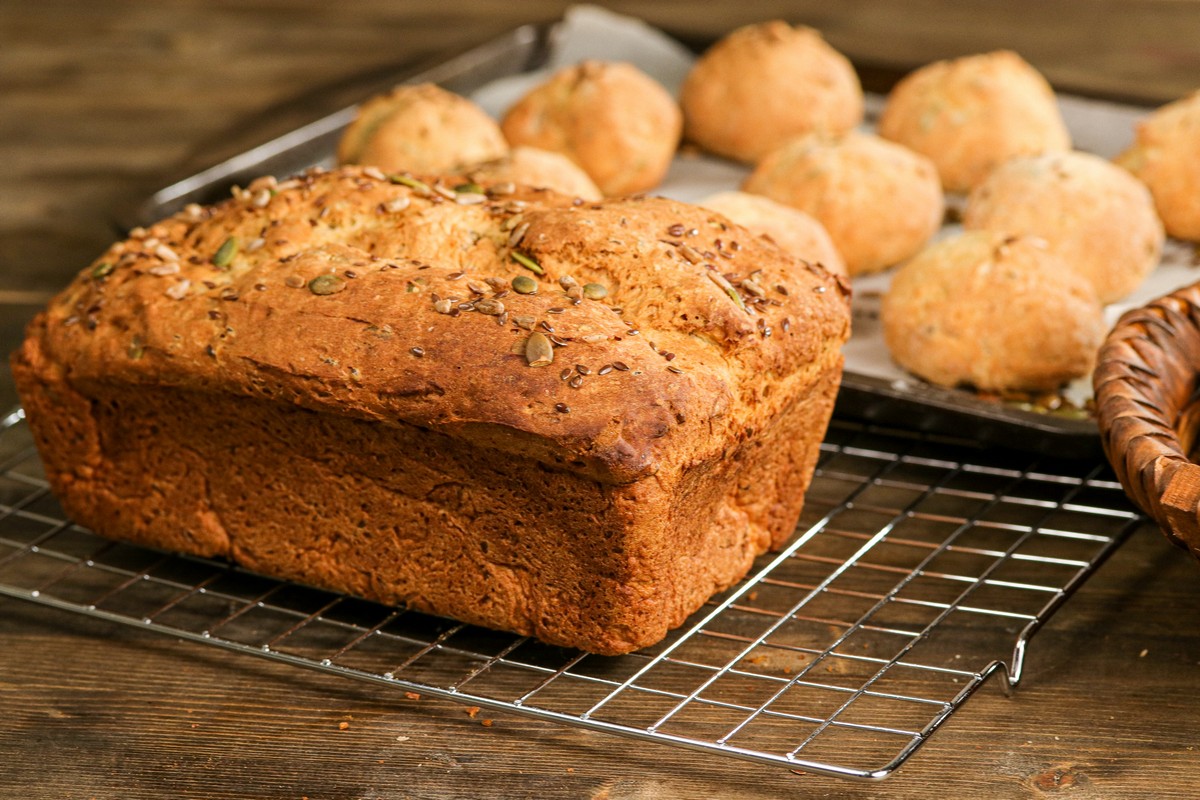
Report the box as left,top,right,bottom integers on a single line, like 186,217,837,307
474,298,505,316
213,237,239,268
512,251,544,275
308,274,346,295
525,332,554,367
511,275,538,294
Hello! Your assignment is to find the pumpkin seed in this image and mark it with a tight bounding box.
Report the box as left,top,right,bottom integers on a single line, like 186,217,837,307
389,174,432,195
511,275,538,294
582,283,608,300
91,261,114,280
525,332,554,367
512,251,544,275
213,237,239,269
308,274,346,295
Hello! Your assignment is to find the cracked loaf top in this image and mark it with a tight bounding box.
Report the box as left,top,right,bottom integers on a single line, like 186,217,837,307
20,166,851,484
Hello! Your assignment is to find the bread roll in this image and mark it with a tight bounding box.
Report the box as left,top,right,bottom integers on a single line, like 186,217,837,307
877,51,1071,193
1115,90,1200,241
337,83,507,174
743,132,944,275
964,151,1163,304
500,61,681,196
681,21,863,163
882,231,1105,391
699,191,846,276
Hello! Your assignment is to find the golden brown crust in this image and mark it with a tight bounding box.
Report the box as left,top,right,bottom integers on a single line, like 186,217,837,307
13,165,851,654
699,191,846,277
1115,91,1200,241
500,61,682,196
337,83,508,174
456,146,602,201
881,231,1105,391
681,21,863,163
964,151,1163,304
877,50,1071,193
742,132,944,276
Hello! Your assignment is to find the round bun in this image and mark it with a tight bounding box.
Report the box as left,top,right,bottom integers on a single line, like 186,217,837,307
964,151,1163,304
681,21,862,163
1115,91,1200,241
877,51,1071,193
337,83,508,174
882,231,1105,391
742,131,943,276
699,191,846,276
457,146,602,201
500,61,681,196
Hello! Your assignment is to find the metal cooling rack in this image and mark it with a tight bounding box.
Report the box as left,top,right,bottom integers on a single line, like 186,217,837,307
0,406,1141,780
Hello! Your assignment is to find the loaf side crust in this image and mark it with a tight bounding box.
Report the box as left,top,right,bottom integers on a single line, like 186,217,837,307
14,167,851,653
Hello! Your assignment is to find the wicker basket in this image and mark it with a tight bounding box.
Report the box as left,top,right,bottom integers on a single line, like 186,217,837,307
1095,283,1200,559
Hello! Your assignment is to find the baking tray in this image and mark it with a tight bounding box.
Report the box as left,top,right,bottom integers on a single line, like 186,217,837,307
122,10,1166,456
0,406,1143,779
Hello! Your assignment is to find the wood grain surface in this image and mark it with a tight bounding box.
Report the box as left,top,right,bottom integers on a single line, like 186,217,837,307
5,2,1200,798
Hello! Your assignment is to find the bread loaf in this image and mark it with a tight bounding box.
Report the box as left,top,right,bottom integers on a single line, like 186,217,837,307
11,166,851,654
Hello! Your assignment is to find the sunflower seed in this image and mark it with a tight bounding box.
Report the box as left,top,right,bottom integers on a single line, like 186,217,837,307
708,271,747,312
740,278,766,297
165,279,191,300
474,298,505,316
509,221,531,247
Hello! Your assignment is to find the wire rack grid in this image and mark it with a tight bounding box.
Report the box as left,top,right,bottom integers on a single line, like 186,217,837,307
0,406,1141,780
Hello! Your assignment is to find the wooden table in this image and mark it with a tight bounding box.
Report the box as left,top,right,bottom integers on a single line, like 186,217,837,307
4,2,1200,797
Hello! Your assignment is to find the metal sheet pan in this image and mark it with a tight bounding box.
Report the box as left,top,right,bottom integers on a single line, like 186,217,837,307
128,13,1165,457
